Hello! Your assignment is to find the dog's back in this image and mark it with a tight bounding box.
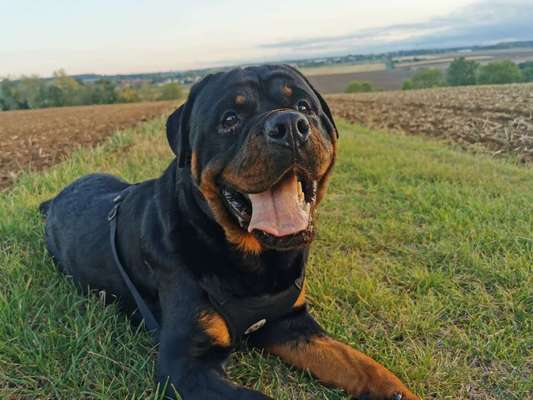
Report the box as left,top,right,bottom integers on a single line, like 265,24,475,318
41,173,130,294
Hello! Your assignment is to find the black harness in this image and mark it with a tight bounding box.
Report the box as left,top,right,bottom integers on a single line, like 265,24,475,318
199,269,303,344
107,187,303,345
107,187,160,337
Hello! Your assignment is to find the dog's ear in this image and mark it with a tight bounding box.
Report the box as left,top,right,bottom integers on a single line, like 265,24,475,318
166,74,216,167
166,104,188,166
283,64,338,138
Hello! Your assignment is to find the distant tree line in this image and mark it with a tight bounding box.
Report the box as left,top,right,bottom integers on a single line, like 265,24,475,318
0,69,184,111
402,58,533,90
298,40,533,70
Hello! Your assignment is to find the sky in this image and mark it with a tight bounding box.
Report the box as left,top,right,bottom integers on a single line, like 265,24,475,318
1,0,532,77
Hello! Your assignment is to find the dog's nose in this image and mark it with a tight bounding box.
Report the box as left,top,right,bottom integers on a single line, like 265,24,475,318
264,111,310,149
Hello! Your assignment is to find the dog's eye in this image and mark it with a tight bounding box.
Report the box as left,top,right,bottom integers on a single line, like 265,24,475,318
296,100,313,114
221,111,239,132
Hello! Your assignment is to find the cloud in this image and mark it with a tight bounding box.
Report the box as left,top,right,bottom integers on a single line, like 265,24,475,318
258,0,533,57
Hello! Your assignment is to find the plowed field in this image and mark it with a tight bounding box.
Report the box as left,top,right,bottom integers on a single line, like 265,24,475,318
0,101,178,189
327,84,533,163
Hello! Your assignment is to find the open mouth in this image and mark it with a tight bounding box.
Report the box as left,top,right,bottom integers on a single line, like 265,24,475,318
221,171,317,249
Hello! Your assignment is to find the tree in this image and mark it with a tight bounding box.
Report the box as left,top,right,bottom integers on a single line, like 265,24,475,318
158,82,184,100
116,86,141,103
345,80,374,93
0,79,17,110
89,80,118,104
385,56,396,71
477,60,523,85
18,75,48,108
52,69,83,105
522,67,533,82
46,85,65,107
447,57,479,86
0,78,28,109
519,61,533,82
137,81,159,101
409,68,445,89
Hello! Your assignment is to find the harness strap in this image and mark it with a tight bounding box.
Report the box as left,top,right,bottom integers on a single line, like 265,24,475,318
107,187,160,338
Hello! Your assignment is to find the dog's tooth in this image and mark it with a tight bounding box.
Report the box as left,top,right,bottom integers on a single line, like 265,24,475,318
310,180,317,202
297,181,305,204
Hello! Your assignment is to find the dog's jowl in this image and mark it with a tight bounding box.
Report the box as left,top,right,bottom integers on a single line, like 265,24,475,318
40,65,420,400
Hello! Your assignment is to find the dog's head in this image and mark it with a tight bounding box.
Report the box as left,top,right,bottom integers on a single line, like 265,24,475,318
166,65,337,253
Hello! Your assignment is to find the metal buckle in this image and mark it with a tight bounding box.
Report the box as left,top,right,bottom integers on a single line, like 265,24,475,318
294,276,304,290
244,318,267,335
107,204,119,221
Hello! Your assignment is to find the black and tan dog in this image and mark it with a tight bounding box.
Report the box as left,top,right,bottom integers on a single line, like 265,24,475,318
40,65,419,399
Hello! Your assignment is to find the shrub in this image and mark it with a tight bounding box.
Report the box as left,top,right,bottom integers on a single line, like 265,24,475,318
477,60,523,85
406,68,446,89
345,80,374,93
447,57,479,86
402,80,414,90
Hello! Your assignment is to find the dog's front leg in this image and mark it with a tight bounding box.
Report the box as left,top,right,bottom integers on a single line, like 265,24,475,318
250,309,420,400
156,274,272,400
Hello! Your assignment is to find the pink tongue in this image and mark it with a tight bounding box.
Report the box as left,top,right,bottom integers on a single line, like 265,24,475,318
248,174,309,237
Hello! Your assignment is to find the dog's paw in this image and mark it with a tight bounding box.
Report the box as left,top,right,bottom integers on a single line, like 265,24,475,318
388,392,419,400
358,391,420,400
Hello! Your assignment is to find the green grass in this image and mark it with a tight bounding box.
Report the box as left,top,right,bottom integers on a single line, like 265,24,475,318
1,117,532,399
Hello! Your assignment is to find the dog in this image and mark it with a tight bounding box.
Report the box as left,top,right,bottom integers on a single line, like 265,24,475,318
40,64,419,400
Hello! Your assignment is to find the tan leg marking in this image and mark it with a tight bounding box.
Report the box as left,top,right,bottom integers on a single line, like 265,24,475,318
266,336,419,400
293,280,306,308
198,312,231,347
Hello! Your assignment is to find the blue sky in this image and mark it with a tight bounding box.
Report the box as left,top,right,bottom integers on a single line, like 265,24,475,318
1,0,531,77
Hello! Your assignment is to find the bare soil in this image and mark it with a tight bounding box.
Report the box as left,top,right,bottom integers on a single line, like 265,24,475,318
0,101,178,189
327,84,533,163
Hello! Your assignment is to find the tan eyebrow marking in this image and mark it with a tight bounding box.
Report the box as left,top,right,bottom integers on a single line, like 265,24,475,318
281,84,293,97
235,95,246,105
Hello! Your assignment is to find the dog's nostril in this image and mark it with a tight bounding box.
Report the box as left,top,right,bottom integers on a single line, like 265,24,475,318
270,123,287,139
296,118,310,137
